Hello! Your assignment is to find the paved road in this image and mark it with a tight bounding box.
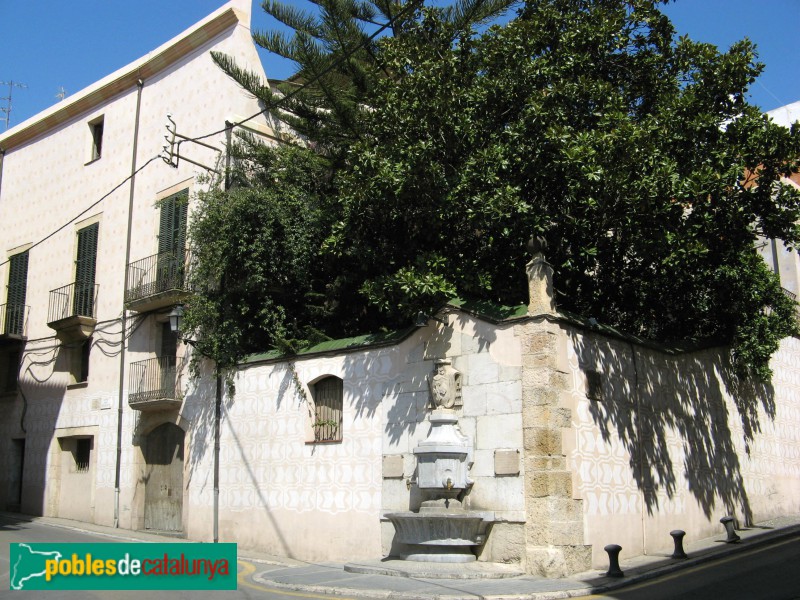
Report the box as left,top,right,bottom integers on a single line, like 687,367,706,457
580,534,800,600
0,516,370,600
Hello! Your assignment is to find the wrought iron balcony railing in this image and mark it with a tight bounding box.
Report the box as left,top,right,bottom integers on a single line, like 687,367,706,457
0,303,28,338
47,281,98,324
128,356,180,410
125,250,189,307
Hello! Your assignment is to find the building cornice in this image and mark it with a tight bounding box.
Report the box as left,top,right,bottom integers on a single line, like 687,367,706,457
0,5,245,153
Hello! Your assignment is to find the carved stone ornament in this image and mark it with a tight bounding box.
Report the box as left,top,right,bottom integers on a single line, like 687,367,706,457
428,359,462,409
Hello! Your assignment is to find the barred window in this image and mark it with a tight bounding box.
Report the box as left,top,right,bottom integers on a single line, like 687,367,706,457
75,438,91,472
312,377,343,443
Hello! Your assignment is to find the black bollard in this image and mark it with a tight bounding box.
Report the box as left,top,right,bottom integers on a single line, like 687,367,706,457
720,516,740,543
604,544,624,577
670,530,687,559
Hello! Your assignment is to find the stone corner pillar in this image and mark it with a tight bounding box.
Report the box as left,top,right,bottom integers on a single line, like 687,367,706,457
526,253,556,317
520,319,592,577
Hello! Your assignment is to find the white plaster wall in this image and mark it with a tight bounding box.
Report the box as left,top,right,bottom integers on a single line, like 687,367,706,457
564,326,800,566
171,312,529,563
182,347,393,561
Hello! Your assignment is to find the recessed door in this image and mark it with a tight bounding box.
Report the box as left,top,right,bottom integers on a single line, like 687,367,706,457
144,423,184,532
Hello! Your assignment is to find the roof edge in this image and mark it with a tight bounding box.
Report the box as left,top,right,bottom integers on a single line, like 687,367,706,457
0,2,248,152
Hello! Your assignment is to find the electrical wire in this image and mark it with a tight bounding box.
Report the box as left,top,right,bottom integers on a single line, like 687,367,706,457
0,155,161,270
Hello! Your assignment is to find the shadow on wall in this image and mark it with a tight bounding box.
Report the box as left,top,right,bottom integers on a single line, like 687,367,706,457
380,315,498,448
3,341,71,516
570,330,776,524
176,317,496,555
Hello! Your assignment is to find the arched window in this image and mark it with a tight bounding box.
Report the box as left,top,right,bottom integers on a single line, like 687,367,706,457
312,376,343,442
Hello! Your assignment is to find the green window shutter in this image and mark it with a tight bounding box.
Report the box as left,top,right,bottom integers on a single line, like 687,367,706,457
157,191,188,294
76,223,99,285
158,191,188,257
6,251,29,335
74,223,99,317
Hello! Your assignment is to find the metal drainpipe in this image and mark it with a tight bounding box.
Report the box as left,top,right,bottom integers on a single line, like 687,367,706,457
213,122,233,543
214,371,221,543
114,78,145,529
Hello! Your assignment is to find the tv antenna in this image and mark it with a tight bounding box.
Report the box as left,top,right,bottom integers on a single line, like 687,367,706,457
1,80,28,130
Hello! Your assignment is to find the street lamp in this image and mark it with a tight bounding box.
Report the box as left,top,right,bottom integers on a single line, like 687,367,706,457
168,304,185,334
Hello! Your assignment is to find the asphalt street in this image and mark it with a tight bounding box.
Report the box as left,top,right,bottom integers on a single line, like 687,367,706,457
0,515,366,600
2,513,799,600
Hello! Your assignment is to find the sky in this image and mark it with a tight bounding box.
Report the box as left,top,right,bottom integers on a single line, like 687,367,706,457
1,0,799,131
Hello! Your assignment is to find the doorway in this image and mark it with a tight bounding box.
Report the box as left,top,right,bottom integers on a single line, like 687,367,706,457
143,422,184,532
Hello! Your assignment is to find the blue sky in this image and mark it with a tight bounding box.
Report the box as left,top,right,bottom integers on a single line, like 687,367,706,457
1,0,798,130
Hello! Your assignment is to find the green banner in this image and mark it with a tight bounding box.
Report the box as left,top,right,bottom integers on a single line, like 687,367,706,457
9,542,237,590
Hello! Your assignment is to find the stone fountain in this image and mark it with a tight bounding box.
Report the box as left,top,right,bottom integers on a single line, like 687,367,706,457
386,360,494,563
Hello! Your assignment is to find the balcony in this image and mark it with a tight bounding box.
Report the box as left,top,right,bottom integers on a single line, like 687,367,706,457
128,356,180,411
47,281,98,343
125,250,190,313
0,303,28,345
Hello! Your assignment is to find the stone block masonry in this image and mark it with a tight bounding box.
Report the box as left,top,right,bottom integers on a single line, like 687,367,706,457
520,319,591,577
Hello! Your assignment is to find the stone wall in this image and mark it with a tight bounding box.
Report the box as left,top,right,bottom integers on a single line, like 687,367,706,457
561,326,800,567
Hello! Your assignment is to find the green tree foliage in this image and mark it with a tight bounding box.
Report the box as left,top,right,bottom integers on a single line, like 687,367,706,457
328,1,800,378
186,0,519,368
211,0,518,163
191,0,800,379
183,143,336,368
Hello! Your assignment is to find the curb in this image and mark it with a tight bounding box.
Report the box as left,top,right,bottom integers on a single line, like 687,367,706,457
253,524,800,600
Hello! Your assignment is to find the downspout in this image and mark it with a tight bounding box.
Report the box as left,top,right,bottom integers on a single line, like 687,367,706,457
214,371,221,543
115,79,145,529
213,122,233,543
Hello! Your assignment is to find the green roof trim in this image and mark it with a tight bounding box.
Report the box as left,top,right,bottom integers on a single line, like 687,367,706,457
445,298,529,321
239,296,723,366
242,327,416,365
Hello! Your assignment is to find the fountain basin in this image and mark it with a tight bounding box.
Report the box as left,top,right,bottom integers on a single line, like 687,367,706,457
386,511,494,563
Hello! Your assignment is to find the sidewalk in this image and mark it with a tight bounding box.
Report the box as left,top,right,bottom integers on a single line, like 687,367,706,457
6,511,800,599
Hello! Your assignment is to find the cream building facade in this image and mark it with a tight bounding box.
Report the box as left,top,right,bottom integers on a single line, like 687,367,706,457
0,0,273,538
1,2,799,574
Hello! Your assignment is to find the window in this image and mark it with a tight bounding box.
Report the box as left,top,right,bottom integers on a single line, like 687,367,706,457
312,376,343,442
75,438,91,472
5,250,28,336
89,117,104,161
156,191,188,293
160,321,178,394
74,223,98,318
